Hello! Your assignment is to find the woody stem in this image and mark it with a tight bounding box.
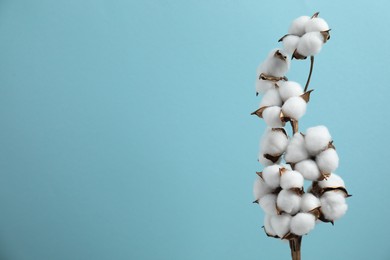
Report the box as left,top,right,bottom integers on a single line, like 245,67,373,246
304,56,314,92
289,236,302,260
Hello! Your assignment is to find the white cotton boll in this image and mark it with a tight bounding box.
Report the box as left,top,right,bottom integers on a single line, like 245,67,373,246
316,148,339,173
304,125,332,155
284,133,309,163
262,49,290,77
318,173,345,189
264,214,277,237
277,189,301,215
320,191,348,220
288,16,311,36
258,152,277,166
281,96,307,120
277,81,304,102
280,170,304,190
300,193,321,212
262,165,282,189
281,35,300,55
260,129,288,156
255,78,275,95
262,106,284,128
259,194,278,215
270,214,292,238
296,32,324,57
253,176,273,201
290,213,316,236
259,88,283,107
305,17,330,33
256,59,270,75
295,159,321,181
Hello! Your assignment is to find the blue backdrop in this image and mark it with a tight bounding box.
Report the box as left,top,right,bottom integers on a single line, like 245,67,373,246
0,0,387,259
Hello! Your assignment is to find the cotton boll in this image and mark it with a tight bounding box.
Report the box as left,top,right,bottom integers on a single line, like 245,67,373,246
255,78,275,95
304,125,332,155
256,58,270,75
264,214,277,237
284,133,310,163
277,81,304,102
262,106,285,128
270,214,292,238
253,176,273,201
316,148,339,173
277,189,301,215
305,17,330,33
259,194,278,215
260,129,288,156
280,170,304,190
262,49,290,77
296,32,324,57
281,35,300,55
318,173,345,189
295,159,321,181
262,165,282,189
258,152,277,166
288,16,311,36
300,193,321,212
290,213,316,236
320,191,348,220
259,88,283,107
281,96,307,120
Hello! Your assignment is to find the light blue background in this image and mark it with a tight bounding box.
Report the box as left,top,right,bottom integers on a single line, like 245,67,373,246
0,0,387,259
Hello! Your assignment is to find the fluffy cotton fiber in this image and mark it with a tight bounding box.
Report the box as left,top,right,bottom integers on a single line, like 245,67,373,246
255,78,275,95
288,16,311,36
260,49,290,77
300,193,321,212
296,32,324,57
281,35,300,55
290,213,316,236
260,129,288,156
277,189,301,215
253,176,273,201
281,96,307,120
262,106,285,128
304,125,332,155
318,173,345,189
277,81,304,102
320,191,348,220
260,88,283,107
258,152,278,166
284,133,309,163
295,159,321,181
305,17,330,33
262,165,282,189
259,194,278,215
264,214,277,237
280,170,304,190
316,148,339,173
270,214,292,238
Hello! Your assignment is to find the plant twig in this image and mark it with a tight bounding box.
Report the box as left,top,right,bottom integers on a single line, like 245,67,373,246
304,56,314,92
289,236,302,260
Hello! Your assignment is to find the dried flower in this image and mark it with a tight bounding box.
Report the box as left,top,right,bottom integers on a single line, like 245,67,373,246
251,12,349,260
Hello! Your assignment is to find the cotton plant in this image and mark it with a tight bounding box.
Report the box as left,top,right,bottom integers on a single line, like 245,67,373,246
251,13,350,260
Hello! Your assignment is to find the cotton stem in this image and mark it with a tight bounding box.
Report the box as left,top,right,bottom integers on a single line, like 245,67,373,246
289,236,302,260
304,56,314,92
